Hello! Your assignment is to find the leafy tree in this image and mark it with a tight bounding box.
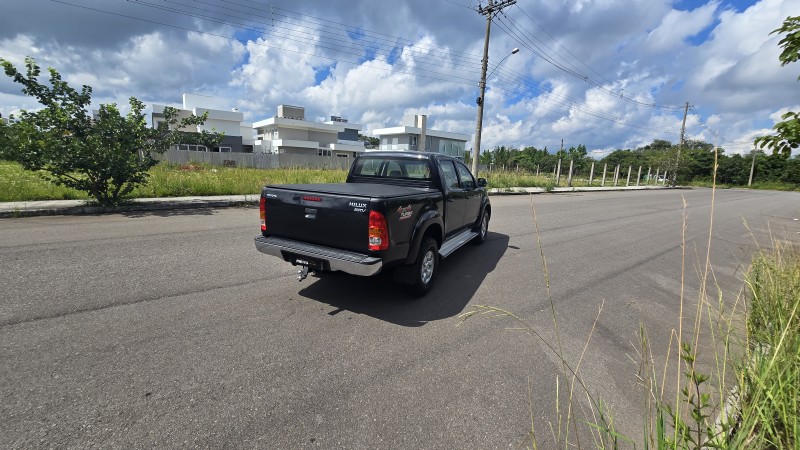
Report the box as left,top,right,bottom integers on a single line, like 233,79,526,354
358,133,379,148
602,149,645,171
1,57,221,206
479,147,493,165
463,150,472,165
516,146,549,172
781,155,800,184
566,144,589,174
754,16,800,157
717,154,749,185
680,142,717,182
641,139,673,152
0,115,12,152
492,145,515,170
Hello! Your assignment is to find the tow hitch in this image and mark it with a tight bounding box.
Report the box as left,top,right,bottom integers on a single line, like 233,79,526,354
297,265,309,281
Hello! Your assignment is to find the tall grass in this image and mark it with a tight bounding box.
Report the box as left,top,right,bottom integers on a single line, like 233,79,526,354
0,160,348,202
733,243,799,448
462,150,799,448
681,180,799,191
0,160,88,201
130,162,347,198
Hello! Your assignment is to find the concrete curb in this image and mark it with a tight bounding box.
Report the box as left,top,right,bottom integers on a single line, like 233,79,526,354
0,187,684,218
488,185,677,195
0,195,260,218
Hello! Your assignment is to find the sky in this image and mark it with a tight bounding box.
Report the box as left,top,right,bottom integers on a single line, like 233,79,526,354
0,0,798,157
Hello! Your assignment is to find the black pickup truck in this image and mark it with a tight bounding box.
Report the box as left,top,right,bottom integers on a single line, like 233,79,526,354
254,151,490,296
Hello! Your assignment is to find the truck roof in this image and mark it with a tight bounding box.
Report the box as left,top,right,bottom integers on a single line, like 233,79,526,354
358,151,458,161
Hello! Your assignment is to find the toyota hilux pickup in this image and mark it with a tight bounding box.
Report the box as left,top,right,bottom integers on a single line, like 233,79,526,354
254,151,490,296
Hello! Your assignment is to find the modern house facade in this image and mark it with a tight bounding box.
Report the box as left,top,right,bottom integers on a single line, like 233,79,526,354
151,93,255,152
252,105,365,159
372,114,469,159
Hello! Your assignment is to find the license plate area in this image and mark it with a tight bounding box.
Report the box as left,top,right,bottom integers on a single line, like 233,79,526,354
282,252,329,271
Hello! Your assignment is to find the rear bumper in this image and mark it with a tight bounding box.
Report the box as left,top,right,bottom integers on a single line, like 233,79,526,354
254,235,383,277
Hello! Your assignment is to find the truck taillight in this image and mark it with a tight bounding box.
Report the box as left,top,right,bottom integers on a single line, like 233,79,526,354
259,197,266,232
368,210,389,251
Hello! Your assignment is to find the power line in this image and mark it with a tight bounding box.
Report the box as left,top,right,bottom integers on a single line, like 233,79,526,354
127,0,484,85
126,0,685,131
512,4,616,87
50,0,687,141
131,0,679,133
52,0,480,88
224,0,485,65
129,0,487,79
496,8,685,111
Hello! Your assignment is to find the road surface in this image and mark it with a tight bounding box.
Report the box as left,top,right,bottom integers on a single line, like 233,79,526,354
1,188,798,448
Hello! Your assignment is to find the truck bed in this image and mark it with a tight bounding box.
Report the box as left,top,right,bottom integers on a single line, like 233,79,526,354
261,183,439,253
266,183,436,198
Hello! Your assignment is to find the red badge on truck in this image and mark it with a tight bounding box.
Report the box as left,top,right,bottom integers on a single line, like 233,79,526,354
397,205,413,221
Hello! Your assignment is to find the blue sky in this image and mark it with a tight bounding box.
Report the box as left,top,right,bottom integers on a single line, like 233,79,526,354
0,0,797,156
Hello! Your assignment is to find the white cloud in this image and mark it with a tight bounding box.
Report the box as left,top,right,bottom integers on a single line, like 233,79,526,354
1,0,798,157
645,1,719,53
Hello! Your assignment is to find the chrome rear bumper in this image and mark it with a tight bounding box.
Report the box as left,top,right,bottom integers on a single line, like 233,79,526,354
254,236,382,277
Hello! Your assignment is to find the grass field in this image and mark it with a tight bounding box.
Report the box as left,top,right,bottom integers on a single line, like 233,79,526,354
0,161,349,202
1,160,795,203
0,160,674,202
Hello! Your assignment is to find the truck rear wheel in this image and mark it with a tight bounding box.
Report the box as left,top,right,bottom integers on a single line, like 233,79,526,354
409,237,438,296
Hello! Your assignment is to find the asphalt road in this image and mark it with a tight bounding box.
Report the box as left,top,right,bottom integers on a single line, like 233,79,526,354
1,189,798,448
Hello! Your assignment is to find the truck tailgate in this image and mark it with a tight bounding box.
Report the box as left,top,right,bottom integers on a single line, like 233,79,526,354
262,183,431,253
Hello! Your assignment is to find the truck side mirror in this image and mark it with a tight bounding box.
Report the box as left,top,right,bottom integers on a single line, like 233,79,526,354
477,178,487,187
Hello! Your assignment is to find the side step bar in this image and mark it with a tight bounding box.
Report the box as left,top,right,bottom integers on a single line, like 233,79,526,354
439,229,478,258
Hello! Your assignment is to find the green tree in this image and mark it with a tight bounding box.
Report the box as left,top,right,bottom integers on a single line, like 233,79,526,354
717,154,749,185
781,155,800,184
566,144,589,174
479,148,493,165
0,115,12,152
755,16,800,157
358,133,379,148
1,57,220,206
492,145,515,170
680,140,716,182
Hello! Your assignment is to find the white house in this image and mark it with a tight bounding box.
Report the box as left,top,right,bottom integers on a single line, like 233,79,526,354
252,105,365,159
151,93,255,152
372,114,469,159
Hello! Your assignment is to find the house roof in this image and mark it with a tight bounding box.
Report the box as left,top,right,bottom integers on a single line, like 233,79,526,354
252,116,362,132
372,126,468,142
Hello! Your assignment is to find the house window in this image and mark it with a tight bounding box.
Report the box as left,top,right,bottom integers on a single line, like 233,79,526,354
219,147,231,152
177,144,208,152
318,149,332,156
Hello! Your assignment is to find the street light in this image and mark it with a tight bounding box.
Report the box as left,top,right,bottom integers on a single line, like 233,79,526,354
471,47,519,176
488,47,519,79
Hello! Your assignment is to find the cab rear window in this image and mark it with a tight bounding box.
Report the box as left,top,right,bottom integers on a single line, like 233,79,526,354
352,157,432,180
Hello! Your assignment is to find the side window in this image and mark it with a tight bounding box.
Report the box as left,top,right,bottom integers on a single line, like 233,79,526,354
455,162,475,189
439,161,460,190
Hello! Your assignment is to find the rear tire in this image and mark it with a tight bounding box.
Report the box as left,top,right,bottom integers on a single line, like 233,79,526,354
472,211,489,245
409,237,438,297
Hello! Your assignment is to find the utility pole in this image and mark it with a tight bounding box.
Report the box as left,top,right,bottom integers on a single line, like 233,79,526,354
471,0,517,177
672,101,689,186
749,147,757,187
